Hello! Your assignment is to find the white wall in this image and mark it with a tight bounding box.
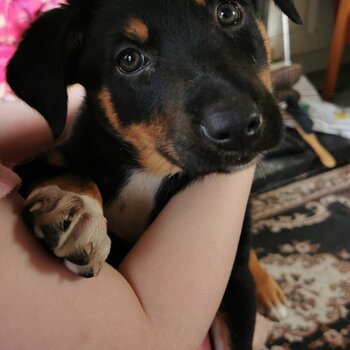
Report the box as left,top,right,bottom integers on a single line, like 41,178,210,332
267,0,350,72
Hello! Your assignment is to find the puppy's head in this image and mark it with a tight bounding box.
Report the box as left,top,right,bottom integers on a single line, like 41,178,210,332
7,0,301,176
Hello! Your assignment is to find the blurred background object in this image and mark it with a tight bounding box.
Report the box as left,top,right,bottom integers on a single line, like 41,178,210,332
324,0,350,99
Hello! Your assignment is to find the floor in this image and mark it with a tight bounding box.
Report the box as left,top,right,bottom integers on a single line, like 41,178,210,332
254,64,350,350
253,151,350,350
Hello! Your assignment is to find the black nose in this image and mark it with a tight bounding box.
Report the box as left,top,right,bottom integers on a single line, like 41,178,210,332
200,100,262,151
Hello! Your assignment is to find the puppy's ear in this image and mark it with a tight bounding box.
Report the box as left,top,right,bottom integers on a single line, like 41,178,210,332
274,0,302,24
7,4,90,139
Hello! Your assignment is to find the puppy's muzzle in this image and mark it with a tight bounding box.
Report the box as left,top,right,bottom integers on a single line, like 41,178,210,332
200,95,263,152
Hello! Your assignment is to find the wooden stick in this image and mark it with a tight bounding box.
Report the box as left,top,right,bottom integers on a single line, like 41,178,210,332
295,126,337,168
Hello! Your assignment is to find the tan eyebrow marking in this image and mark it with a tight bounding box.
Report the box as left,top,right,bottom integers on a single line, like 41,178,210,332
123,19,149,43
195,0,207,6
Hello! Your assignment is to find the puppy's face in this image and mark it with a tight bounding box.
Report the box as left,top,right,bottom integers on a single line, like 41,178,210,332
92,0,281,175
7,0,302,176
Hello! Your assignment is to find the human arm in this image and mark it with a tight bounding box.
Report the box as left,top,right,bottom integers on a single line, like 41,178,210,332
0,84,85,165
0,167,254,350
118,169,255,349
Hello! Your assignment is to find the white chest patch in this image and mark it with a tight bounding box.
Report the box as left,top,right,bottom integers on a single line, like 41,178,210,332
105,171,165,242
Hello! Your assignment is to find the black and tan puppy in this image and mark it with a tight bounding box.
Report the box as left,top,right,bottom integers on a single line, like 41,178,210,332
7,0,301,348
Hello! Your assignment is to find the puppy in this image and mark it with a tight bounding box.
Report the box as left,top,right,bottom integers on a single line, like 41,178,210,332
7,1,301,348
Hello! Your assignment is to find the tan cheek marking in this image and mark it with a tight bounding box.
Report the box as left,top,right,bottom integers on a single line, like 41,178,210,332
123,124,181,176
256,20,273,92
124,19,149,43
98,88,122,131
195,0,206,6
98,88,181,176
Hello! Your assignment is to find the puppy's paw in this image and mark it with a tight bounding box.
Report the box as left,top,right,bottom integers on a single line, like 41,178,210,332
25,185,111,278
256,274,288,322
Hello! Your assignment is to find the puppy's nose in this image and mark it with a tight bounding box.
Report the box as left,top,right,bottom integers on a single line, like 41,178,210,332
200,102,262,151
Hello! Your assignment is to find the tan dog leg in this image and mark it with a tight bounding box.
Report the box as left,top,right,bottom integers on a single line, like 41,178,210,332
249,250,287,321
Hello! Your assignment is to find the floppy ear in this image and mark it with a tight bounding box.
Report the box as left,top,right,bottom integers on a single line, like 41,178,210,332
274,0,303,24
6,4,90,139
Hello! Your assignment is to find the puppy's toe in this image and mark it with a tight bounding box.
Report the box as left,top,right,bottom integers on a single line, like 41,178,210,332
268,303,288,322
25,186,84,245
64,261,95,278
26,185,65,215
64,235,110,278
59,215,111,277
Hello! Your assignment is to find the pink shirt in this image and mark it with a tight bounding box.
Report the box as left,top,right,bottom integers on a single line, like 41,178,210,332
0,0,63,99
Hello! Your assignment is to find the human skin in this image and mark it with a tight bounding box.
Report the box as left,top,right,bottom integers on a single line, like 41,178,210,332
0,85,85,165
0,167,255,350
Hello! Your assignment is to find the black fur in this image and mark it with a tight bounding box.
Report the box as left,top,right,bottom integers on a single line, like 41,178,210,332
221,208,256,349
8,1,301,349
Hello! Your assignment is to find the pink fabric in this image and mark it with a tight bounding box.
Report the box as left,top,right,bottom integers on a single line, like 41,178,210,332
0,0,63,99
200,334,212,350
0,163,21,199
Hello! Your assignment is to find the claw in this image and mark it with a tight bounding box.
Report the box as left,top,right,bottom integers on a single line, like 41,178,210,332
29,201,44,213
269,304,288,322
65,251,90,266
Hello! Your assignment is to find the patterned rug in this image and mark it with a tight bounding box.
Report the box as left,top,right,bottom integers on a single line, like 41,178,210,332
251,164,350,350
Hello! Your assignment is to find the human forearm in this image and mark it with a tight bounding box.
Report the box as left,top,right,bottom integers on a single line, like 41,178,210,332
119,166,255,349
0,166,255,350
0,85,84,165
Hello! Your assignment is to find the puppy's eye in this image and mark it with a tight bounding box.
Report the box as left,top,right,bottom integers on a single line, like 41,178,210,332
217,2,242,26
117,49,149,74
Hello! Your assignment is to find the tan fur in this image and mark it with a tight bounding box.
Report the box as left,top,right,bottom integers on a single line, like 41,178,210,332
98,88,181,176
195,0,206,6
36,175,103,206
249,250,270,293
256,20,273,92
124,19,149,43
259,67,273,92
